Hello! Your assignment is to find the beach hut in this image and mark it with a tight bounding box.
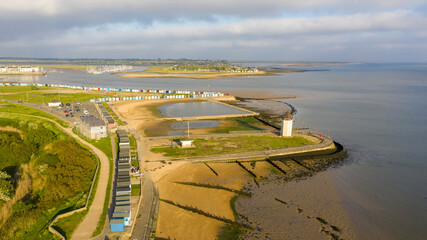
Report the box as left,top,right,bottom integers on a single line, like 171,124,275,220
112,212,131,226
116,195,131,202
115,204,131,213
110,218,125,232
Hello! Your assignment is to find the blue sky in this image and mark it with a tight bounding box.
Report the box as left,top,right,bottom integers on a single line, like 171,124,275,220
0,0,426,62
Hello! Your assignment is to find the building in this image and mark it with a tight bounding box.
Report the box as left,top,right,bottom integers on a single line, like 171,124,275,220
0,65,45,75
179,139,194,148
79,115,107,140
110,129,132,233
280,111,293,137
110,218,125,232
48,99,62,107
95,103,116,129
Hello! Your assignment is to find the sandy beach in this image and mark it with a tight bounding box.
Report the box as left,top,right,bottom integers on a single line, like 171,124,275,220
113,95,356,239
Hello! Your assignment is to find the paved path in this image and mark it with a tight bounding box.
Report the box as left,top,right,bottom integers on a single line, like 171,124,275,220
70,142,110,238
127,127,158,240
93,136,117,240
3,104,111,240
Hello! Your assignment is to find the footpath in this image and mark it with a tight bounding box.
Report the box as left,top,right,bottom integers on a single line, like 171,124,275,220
127,126,159,240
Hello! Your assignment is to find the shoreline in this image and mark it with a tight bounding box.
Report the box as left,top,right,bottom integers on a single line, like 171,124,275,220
120,71,269,79
112,95,354,239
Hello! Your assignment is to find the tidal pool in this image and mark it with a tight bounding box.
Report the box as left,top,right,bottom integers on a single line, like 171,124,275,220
158,101,249,118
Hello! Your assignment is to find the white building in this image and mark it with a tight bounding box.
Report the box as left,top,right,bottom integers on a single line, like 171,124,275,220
79,116,107,140
0,65,44,74
179,139,194,148
280,111,293,137
48,99,62,107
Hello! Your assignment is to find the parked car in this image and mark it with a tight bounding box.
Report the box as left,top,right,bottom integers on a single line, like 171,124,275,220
76,109,81,112
64,110,68,113
65,114,70,117
65,103,71,106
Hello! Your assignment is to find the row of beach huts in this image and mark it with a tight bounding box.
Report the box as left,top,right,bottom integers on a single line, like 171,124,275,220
110,130,133,232
95,102,116,129
0,82,227,102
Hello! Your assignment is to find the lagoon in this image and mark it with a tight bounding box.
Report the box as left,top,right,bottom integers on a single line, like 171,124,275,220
158,101,250,118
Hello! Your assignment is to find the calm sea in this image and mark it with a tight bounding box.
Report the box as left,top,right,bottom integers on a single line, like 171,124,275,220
2,63,427,239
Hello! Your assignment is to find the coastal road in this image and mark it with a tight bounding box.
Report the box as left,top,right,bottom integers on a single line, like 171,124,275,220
127,126,158,240
5,103,111,240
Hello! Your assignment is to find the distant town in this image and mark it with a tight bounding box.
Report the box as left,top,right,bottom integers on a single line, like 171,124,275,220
0,65,45,75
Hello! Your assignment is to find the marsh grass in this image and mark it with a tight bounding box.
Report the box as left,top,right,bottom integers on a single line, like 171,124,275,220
151,136,313,157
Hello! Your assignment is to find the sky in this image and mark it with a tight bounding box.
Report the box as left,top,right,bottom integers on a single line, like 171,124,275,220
1,0,427,62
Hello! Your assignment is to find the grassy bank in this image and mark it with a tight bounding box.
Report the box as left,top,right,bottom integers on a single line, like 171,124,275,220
51,153,101,239
151,136,314,157
0,115,96,239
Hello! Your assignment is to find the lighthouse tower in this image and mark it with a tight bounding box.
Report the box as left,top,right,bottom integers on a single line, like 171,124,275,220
280,111,293,137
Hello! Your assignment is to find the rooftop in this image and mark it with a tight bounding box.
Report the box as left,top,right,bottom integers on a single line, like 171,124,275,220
80,115,105,127
282,111,293,120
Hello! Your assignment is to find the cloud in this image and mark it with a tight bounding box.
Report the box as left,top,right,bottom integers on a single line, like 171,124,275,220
0,1,426,61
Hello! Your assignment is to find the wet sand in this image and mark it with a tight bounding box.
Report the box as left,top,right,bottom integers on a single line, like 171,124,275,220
236,171,357,240
152,162,250,239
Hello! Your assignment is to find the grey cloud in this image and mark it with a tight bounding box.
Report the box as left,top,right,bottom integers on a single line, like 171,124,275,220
1,1,427,61
1,10,425,62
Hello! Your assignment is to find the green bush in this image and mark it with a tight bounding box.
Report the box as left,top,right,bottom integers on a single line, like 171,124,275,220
0,117,96,239
0,179,14,201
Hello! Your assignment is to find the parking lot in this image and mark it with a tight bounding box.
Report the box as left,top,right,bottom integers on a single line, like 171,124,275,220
42,101,103,125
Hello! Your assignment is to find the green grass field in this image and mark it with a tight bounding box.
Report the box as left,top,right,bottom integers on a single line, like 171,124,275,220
0,92,106,104
151,136,314,157
0,102,69,127
213,117,266,133
0,86,55,93
131,184,141,196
